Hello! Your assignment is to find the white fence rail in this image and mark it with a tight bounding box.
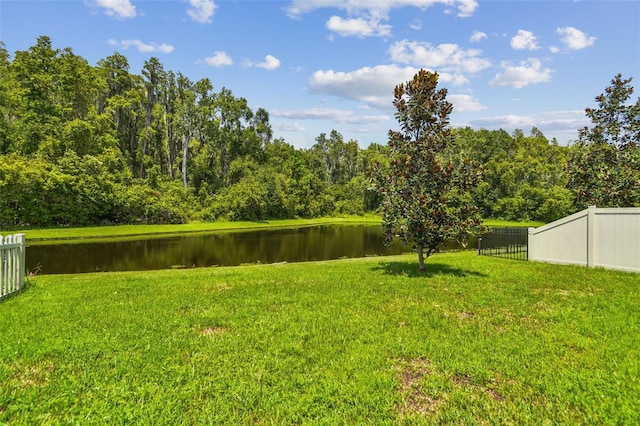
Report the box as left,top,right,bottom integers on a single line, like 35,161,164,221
528,207,640,273
1,233,26,299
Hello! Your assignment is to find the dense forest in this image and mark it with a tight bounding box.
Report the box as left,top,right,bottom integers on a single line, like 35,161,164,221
0,36,628,229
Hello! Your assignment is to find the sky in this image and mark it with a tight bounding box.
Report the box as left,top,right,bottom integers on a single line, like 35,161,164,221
0,0,638,149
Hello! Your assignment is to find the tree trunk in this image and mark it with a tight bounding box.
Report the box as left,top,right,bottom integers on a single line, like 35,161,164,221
417,247,425,272
182,134,188,188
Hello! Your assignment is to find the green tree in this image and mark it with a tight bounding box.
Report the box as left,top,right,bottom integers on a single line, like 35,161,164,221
566,74,640,209
376,70,482,271
98,52,145,175
451,127,571,222
175,73,199,188
0,42,15,154
141,57,168,178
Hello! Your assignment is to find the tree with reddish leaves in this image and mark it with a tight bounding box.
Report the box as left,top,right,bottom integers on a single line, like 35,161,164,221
376,70,482,271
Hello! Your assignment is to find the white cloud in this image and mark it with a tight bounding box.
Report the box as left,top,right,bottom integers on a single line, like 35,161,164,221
271,108,389,125
187,0,217,24
256,55,281,70
556,27,596,50
277,122,306,132
107,39,174,53
469,110,588,141
204,51,233,67
326,16,391,37
286,0,478,19
286,0,477,38
344,114,390,125
244,55,281,70
470,31,487,43
511,30,539,50
409,19,423,30
471,114,536,129
308,64,466,110
448,94,486,112
94,0,136,19
489,58,553,89
388,39,491,73
309,65,417,109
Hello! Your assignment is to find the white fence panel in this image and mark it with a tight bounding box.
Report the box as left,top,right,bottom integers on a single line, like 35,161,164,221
592,208,640,272
0,233,26,299
529,207,640,273
528,209,589,267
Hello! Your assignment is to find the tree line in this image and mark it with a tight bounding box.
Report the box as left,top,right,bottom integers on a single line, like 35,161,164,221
0,37,637,228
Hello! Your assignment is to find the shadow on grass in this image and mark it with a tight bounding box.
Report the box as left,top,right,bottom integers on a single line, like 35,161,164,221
0,279,34,303
373,261,487,278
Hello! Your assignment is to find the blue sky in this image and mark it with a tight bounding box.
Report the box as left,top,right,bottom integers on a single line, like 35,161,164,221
1,0,638,148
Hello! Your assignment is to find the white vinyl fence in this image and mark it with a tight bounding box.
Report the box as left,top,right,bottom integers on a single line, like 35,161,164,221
528,207,640,273
1,233,26,298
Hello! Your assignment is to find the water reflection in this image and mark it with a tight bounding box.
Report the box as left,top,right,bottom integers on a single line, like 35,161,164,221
27,225,420,275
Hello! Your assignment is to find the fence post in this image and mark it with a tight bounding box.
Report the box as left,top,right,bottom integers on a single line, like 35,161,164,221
17,233,26,290
527,227,535,261
0,233,26,298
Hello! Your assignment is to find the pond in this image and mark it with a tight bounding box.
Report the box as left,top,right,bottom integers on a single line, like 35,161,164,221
26,225,475,275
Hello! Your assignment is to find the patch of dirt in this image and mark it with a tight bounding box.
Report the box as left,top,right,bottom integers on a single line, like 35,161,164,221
394,358,506,418
452,373,473,386
10,361,55,388
200,326,227,336
456,311,475,320
395,357,443,416
452,373,505,402
485,387,505,402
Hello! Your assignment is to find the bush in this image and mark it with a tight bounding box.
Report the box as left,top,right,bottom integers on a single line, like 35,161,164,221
112,182,188,224
201,170,295,221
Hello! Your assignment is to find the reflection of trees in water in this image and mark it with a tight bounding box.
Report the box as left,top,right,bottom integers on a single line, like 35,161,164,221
27,225,420,274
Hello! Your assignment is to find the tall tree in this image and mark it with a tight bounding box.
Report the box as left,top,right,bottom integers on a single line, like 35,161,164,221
376,70,482,271
9,36,63,155
213,87,255,186
312,130,349,185
566,74,640,209
173,73,198,188
162,70,179,179
0,42,15,154
98,52,145,174
141,57,167,177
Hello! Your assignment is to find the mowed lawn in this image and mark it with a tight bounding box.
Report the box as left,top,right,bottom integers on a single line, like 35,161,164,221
1,252,638,424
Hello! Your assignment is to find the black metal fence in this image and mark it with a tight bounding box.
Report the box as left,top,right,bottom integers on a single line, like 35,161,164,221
478,227,529,260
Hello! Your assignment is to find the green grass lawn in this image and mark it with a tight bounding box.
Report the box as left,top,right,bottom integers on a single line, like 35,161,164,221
2,252,636,424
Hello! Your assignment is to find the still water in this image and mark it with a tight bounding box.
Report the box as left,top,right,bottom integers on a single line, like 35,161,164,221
28,225,430,275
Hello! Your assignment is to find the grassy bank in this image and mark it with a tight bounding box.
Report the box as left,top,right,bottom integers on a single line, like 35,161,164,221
12,217,381,242
9,217,542,243
1,252,637,424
